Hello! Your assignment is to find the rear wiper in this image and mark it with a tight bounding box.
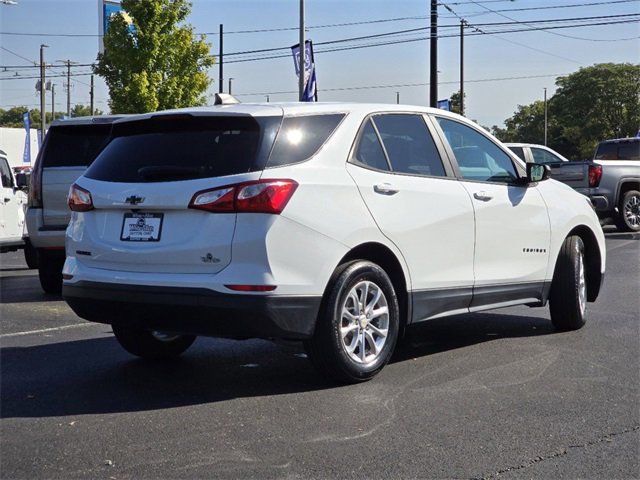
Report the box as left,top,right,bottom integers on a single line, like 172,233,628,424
138,166,202,181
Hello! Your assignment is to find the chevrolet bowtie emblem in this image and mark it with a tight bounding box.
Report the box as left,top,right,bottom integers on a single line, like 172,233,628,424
125,195,145,205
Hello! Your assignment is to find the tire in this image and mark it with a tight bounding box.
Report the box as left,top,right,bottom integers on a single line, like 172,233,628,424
304,260,400,383
549,236,587,331
23,240,38,270
37,255,64,294
112,324,196,359
616,190,640,232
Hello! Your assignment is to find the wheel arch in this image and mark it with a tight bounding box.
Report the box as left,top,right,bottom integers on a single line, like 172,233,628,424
337,242,411,330
565,225,603,302
616,178,640,204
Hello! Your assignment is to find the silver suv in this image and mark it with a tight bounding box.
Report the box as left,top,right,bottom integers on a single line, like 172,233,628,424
26,116,123,293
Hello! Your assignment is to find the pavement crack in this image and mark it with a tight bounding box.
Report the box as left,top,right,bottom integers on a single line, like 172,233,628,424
473,425,640,479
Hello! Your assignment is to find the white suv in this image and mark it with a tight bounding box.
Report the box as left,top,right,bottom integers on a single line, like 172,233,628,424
62,103,606,383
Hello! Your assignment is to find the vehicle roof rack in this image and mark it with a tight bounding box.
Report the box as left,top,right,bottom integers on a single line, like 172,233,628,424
214,93,241,105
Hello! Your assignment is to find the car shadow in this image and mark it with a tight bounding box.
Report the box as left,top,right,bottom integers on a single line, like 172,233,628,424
0,274,61,304
1,311,555,419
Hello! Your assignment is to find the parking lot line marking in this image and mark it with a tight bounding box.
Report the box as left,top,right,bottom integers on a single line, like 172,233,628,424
0,323,97,338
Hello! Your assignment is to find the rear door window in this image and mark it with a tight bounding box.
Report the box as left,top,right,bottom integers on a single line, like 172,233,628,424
267,114,345,167
42,125,112,168
508,146,526,162
352,120,390,171
372,114,446,177
85,116,281,183
531,147,563,164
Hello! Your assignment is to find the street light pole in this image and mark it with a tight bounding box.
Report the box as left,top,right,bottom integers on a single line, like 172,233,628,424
219,24,223,94
396,91,400,104
298,0,305,101
39,44,48,135
460,19,465,116
544,87,548,146
51,84,55,122
228,77,234,95
429,0,438,107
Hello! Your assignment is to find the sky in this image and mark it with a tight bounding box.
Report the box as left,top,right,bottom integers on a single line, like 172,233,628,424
1,0,639,128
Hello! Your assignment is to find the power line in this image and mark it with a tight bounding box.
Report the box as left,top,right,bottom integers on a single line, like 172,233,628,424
0,46,36,65
0,71,94,81
224,13,640,58
225,18,640,64
234,73,570,97
465,0,638,41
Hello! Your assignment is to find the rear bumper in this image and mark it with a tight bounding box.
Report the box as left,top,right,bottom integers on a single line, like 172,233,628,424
63,281,321,340
25,207,67,249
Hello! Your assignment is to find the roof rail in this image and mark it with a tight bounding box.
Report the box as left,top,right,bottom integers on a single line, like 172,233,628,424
214,93,241,105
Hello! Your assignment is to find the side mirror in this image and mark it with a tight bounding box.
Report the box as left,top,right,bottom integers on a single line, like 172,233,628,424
15,173,29,190
526,163,550,183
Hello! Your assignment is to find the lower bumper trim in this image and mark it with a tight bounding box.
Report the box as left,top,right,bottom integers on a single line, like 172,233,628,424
63,281,321,340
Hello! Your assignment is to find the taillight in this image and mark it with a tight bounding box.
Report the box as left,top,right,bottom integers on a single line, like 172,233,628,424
68,183,94,212
588,164,602,188
28,155,43,208
189,179,298,214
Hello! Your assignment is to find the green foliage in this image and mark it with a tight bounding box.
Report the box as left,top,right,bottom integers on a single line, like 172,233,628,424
449,90,466,115
94,0,215,114
494,63,640,160
0,105,103,128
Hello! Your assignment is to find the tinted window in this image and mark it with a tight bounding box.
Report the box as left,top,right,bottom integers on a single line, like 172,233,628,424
531,148,563,164
86,116,280,183
595,141,640,161
436,118,519,183
42,125,112,168
352,120,390,171
373,114,446,177
0,158,13,188
508,146,526,162
267,114,345,167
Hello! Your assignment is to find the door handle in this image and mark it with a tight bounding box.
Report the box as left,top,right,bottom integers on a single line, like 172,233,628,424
374,183,399,195
473,191,493,201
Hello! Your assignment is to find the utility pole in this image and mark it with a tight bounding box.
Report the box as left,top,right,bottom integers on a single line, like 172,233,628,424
429,0,438,108
396,91,400,104
66,60,71,116
90,74,94,115
218,24,223,93
544,87,548,146
459,19,465,116
298,0,305,101
39,44,48,135
50,83,55,122
228,77,234,95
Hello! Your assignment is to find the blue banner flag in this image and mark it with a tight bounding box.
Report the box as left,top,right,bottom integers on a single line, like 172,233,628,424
437,99,451,111
22,112,31,164
291,40,317,102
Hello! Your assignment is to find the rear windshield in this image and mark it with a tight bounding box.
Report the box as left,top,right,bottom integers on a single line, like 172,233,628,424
42,125,112,168
594,141,640,161
85,116,281,183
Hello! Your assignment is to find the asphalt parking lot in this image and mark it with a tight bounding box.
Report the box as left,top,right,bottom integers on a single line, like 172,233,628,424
1,230,638,479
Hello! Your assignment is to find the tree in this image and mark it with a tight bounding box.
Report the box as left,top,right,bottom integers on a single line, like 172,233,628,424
94,0,215,114
495,63,640,159
71,105,104,117
551,63,640,159
449,90,466,115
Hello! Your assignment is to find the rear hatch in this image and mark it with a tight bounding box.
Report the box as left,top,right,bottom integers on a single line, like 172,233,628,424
42,124,113,227
74,111,282,274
